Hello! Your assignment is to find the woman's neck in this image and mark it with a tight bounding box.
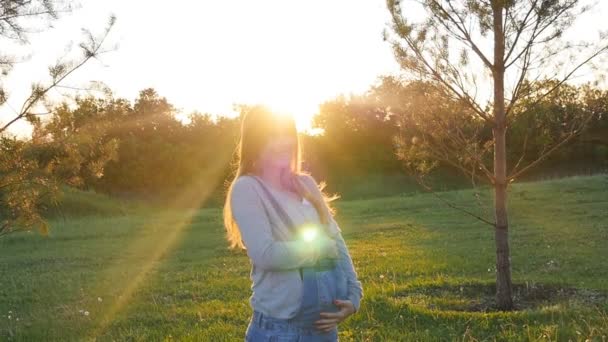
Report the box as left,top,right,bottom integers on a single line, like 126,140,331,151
259,167,287,191
258,166,301,199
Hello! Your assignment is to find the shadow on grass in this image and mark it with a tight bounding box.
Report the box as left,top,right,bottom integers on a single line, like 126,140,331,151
392,281,608,312
345,281,608,340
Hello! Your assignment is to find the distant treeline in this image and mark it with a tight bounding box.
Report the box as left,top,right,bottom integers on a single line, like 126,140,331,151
28,78,608,206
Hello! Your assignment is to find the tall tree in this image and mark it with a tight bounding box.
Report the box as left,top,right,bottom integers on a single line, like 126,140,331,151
385,0,608,309
0,1,116,237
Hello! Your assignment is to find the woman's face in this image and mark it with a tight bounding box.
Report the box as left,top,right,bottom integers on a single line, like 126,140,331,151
258,134,296,171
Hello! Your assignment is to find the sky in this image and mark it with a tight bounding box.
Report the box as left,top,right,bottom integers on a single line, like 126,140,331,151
1,0,607,138
2,0,400,137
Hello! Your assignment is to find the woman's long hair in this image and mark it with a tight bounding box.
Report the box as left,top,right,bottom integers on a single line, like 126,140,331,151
223,105,339,250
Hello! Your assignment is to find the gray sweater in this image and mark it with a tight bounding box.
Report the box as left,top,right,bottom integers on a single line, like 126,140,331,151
230,174,363,319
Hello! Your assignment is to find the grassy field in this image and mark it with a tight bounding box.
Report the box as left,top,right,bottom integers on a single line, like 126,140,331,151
1,174,607,341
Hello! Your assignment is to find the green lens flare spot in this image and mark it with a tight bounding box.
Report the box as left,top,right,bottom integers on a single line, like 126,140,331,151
300,226,319,242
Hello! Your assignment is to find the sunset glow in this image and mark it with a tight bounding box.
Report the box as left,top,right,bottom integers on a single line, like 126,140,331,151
0,0,402,138
2,0,608,340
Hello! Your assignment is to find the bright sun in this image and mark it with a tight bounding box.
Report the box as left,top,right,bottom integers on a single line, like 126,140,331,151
264,100,321,135
177,99,323,136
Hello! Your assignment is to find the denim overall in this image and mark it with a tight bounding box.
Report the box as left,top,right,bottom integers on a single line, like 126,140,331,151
245,176,348,341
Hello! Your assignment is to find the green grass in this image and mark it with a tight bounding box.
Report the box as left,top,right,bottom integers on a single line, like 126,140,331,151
40,185,145,218
1,174,607,341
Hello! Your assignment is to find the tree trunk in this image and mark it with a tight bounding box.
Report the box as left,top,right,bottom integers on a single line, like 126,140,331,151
493,128,514,310
492,1,514,310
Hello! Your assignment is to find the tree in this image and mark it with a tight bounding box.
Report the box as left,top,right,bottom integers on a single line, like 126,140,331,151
0,1,116,237
31,96,121,188
311,93,401,177
385,0,608,309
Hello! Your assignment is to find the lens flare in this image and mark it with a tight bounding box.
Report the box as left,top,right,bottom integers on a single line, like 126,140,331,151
300,226,319,242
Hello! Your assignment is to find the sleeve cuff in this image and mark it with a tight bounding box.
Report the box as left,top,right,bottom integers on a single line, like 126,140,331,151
348,294,361,314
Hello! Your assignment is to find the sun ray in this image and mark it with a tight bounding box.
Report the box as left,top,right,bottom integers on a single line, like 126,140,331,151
80,115,234,339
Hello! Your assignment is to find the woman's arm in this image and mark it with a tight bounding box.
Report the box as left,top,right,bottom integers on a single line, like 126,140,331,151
231,176,322,271
299,174,364,313
332,218,364,313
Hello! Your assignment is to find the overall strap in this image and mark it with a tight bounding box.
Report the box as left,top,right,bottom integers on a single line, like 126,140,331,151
249,175,305,279
249,175,299,235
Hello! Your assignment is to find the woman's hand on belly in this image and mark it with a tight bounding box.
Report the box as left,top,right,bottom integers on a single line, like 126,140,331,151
313,299,356,332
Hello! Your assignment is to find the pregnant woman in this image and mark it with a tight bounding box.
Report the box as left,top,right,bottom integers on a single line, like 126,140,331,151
223,106,363,341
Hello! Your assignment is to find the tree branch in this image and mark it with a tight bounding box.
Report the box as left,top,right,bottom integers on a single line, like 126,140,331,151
412,173,496,227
